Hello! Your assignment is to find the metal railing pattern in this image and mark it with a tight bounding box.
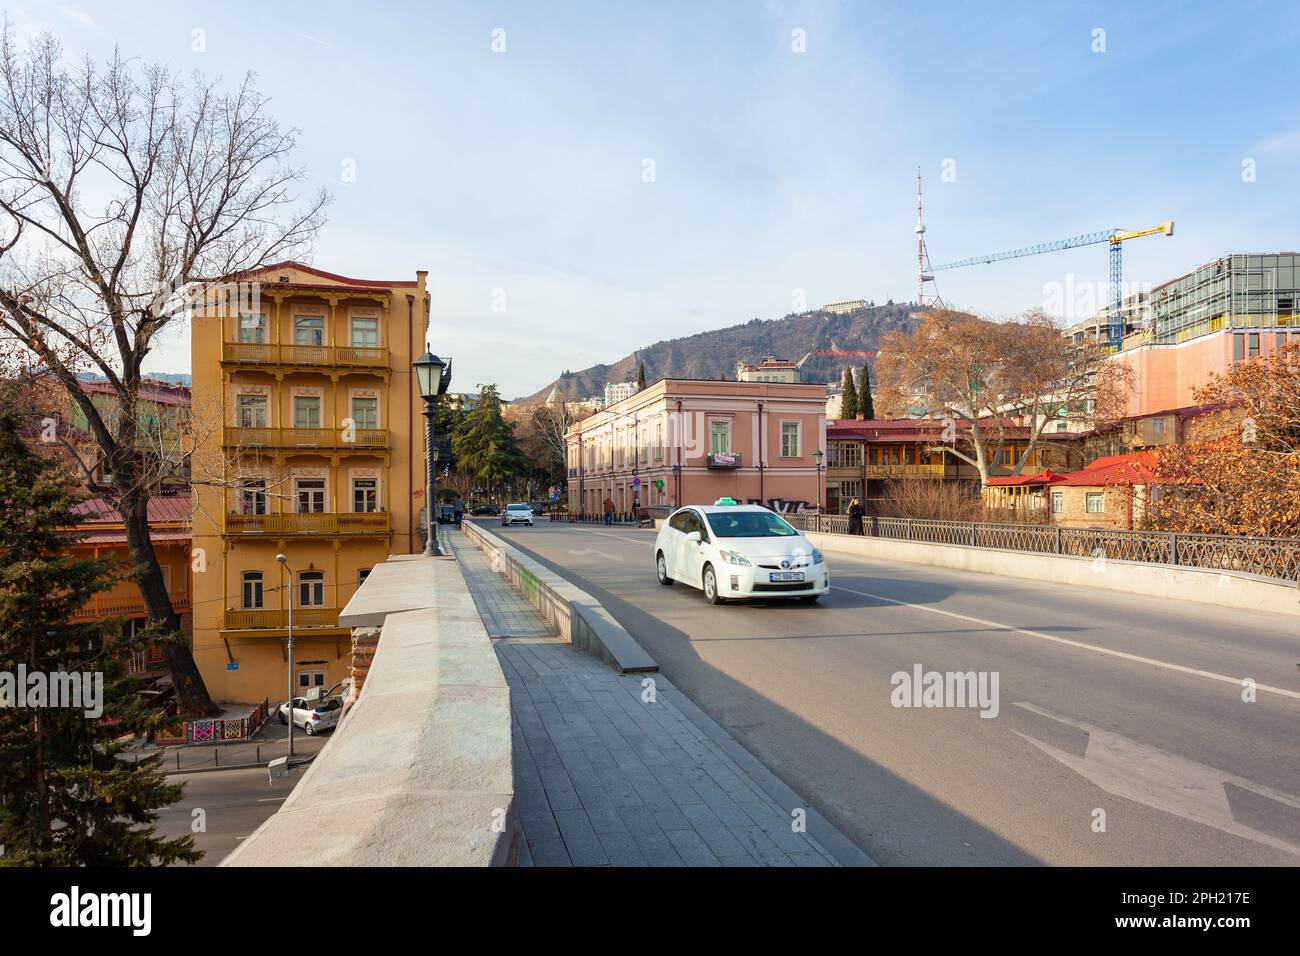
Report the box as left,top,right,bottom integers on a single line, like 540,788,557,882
73,591,192,621
782,514,1300,582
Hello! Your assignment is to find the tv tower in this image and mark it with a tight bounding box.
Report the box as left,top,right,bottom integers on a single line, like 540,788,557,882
915,169,942,307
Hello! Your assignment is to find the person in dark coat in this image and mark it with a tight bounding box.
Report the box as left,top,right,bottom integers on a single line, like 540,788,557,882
453,494,465,526
846,496,865,535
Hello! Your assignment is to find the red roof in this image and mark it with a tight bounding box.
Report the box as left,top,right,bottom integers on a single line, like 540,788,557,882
81,378,190,406
985,469,1064,487
829,417,1035,442
77,529,190,545
1052,452,1160,487
71,494,191,525
233,261,419,289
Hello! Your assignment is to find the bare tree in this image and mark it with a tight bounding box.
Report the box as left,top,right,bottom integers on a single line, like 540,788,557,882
875,308,1129,485
0,29,327,714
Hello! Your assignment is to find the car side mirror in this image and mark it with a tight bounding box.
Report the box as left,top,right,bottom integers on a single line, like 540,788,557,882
686,531,702,544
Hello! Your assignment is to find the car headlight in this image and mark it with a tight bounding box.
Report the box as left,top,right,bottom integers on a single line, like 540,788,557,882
812,549,825,565
717,549,752,567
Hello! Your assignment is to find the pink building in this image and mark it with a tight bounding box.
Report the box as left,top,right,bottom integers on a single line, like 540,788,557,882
564,378,828,514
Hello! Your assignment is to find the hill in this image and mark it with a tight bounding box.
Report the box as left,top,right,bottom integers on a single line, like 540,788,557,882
521,302,922,403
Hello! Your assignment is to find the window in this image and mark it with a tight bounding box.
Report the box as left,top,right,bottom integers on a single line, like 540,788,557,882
296,478,326,513
1085,492,1105,514
241,571,264,609
1051,492,1064,515
239,479,267,515
236,394,268,428
294,395,321,429
294,314,325,346
297,669,326,690
238,313,266,344
1152,418,1165,435
299,571,325,608
358,568,372,586
669,510,693,533
1247,332,1260,359
709,420,730,455
351,397,378,430
350,316,379,348
780,422,801,458
353,478,378,513
1233,334,1245,361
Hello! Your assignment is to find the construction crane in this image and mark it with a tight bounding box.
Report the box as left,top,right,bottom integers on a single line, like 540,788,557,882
925,220,1174,349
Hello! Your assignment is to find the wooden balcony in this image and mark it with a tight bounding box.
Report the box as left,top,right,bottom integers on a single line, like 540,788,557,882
224,511,391,536
72,591,191,622
223,426,390,455
863,463,949,478
221,341,390,380
223,606,341,630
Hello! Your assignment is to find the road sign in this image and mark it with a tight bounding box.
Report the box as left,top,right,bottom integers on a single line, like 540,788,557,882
654,480,664,490
632,477,641,487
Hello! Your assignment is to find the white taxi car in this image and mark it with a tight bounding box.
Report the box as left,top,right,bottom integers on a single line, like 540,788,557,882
654,499,829,604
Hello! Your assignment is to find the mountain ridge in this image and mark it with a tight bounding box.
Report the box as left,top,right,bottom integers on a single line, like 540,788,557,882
520,302,923,403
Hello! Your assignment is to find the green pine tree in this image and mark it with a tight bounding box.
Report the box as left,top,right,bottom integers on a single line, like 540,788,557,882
452,385,528,497
839,367,859,420
636,363,647,391
0,411,199,866
859,362,875,420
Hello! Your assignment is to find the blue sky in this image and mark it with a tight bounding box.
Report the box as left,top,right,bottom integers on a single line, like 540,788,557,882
12,0,1300,397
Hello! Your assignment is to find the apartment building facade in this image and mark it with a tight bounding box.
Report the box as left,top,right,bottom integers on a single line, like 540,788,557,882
565,379,828,514
1111,253,1300,416
190,262,428,703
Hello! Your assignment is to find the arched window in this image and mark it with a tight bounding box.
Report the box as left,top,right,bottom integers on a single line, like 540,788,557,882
241,571,263,609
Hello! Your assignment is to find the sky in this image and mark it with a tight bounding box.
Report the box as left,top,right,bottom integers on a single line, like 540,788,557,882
10,0,1300,397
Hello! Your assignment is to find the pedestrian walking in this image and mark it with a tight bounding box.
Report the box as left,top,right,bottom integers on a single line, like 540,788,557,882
603,496,615,526
453,494,465,526
847,496,865,535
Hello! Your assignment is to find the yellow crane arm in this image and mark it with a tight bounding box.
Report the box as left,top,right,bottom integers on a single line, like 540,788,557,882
1110,221,1174,244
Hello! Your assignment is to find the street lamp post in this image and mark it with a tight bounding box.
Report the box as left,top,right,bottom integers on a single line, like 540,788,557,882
813,449,825,512
413,350,453,556
276,553,295,758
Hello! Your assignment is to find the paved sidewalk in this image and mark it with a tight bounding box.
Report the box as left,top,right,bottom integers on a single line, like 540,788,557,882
448,528,841,867
122,720,328,772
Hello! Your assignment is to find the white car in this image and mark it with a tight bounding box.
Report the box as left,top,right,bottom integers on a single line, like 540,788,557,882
654,500,829,604
501,503,534,526
277,695,341,735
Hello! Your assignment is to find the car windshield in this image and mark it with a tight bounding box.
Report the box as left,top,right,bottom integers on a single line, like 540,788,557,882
704,511,798,538
507,504,529,511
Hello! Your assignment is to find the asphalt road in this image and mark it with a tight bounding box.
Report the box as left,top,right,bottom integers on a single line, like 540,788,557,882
489,521,1300,866
156,765,307,866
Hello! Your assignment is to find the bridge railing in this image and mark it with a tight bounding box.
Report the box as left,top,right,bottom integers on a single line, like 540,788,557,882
782,514,1300,583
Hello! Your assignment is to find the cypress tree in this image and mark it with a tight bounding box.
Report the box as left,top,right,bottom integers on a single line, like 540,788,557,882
839,367,859,420
859,362,875,420
636,363,647,391
0,411,199,866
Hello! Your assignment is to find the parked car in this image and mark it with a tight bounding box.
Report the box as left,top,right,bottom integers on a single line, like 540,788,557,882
470,503,501,516
436,504,456,524
277,695,342,735
501,503,535,526
653,498,829,604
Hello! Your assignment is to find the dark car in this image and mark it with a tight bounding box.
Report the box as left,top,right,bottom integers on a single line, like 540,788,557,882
436,504,456,524
470,504,500,516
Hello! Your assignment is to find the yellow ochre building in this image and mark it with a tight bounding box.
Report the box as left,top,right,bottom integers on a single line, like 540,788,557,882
190,263,429,702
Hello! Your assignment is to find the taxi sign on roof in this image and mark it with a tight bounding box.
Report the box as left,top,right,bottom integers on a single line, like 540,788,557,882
714,497,739,505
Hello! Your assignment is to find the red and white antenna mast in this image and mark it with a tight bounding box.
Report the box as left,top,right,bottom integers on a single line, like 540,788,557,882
915,169,941,307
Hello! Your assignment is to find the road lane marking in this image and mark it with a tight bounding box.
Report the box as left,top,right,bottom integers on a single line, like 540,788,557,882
832,585,1300,703
1013,701,1300,858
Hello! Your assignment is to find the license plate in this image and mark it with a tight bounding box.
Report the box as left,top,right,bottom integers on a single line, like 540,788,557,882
769,571,804,582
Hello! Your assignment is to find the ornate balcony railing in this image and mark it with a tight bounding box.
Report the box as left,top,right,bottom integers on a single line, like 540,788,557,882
221,341,389,369
223,426,389,452
862,463,948,478
781,514,1300,583
72,591,191,621
224,511,390,535
223,606,340,630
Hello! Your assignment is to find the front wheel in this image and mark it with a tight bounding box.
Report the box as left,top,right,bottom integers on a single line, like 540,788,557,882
304,721,315,736
703,565,723,605
656,552,674,585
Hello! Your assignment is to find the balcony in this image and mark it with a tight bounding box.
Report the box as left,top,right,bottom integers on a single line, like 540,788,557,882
221,341,390,378
223,606,341,630
224,511,391,536
863,462,949,478
72,591,191,622
706,452,741,470
223,426,390,455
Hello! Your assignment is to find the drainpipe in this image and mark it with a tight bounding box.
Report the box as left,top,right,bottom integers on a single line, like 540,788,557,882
675,399,683,508
757,401,765,505
406,295,415,547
